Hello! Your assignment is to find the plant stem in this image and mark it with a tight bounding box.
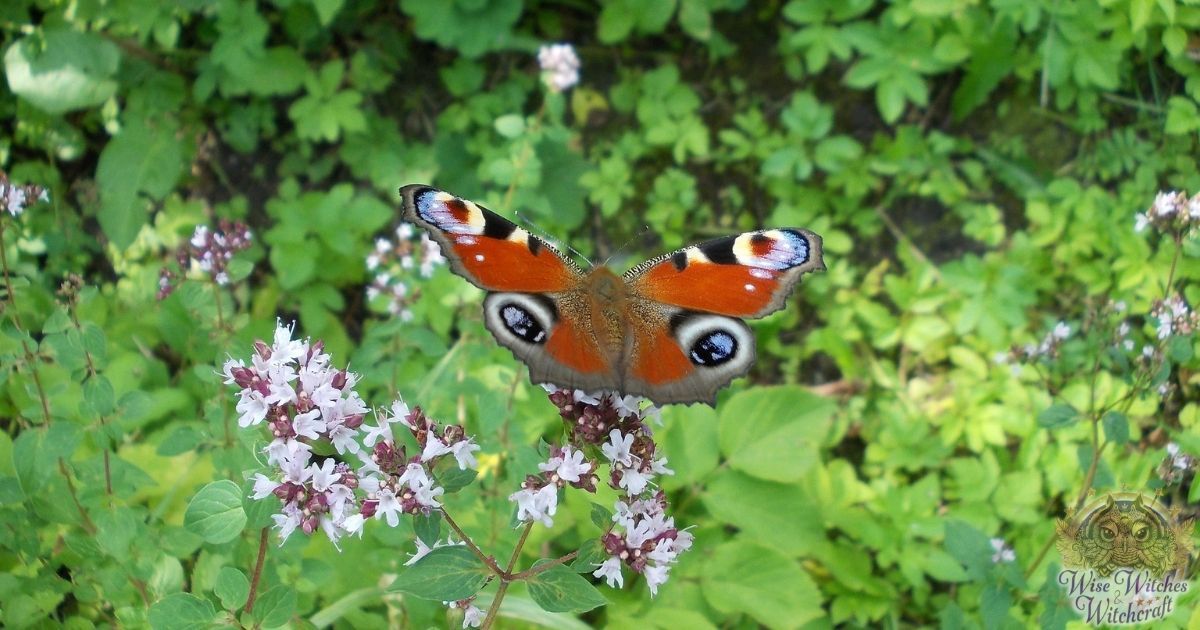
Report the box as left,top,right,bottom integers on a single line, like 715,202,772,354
481,522,534,630
244,528,270,614
508,550,580,580
441,508,504,575
59,458,97,534
0,222,51,425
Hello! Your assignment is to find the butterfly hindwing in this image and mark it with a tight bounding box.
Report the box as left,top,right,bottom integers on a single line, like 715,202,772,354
400,185,581,293
625,229,824,318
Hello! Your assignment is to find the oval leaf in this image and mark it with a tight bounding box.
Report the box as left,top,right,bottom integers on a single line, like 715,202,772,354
148,593,217,630
4,29,119,114
1037,403,1078,429
184,480,247,544
392,546,489,601
527,566,606,613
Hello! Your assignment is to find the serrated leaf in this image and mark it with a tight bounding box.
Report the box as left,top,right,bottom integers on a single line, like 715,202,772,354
392,546,489,601
526,566,606,613
184,480,247,544
83,375,115,417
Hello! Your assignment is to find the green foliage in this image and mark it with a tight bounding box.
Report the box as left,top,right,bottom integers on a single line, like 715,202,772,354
2,0,1200,628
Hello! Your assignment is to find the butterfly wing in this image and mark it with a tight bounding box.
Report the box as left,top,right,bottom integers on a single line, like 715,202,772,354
624,228,824,318
400,185,620,391
620,229,824,405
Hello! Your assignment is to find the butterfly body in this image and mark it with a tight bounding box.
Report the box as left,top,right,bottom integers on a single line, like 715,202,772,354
400,185,824,406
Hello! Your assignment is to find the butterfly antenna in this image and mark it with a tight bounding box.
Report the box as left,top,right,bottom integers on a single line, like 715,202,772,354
603,224,653,267
515,211,593,267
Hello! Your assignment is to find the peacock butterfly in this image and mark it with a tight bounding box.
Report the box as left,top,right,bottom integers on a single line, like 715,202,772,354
399,185,825,406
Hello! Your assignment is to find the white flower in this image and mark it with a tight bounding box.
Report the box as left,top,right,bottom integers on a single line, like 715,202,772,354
221,357,247,385
644,563,670,597
235,390,269,427
292,409,326,440
250,473,279,499
537,43,581,92
1052,321,1070,340
397,223,414,240
363,400,410,447
266,437,312,466
461,604,484,629
602,430,634,466
270,320,308,365
309,458,341,492
619,467,651,495
406,537,436,566
327,423,361,454
613,395,643,418
573,389,601,406
279,449,314,485
341,513,365,537
539,446,591,483
1167,442,1180,457
1135,212,1150,233
375,488,403,527
449,439,481,470
990,537,1015,563
422,435,453,461
412,478,445,508
510,484,558,527
593,556,624,588
272,504,302,544
397,463,431,489
650,457,674,476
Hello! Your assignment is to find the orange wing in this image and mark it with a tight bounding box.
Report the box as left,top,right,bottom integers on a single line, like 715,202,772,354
400,185,581,293
625,229,824,318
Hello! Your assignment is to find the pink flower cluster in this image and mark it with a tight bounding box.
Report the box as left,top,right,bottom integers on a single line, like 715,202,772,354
159,220,252,299
1135,190,1200,235
365,223,445,320
223,321,479,547
512,387,689,596
0,170,48,217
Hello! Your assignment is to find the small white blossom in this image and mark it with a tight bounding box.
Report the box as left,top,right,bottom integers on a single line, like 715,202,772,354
990,537,1016,563
593,556,624,588
602,430,635,467
537,43,581,92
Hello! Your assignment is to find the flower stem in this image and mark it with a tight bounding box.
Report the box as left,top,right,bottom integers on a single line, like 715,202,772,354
481,522,534,629
441,508,504,575
0,222,51,425
244,527,269,614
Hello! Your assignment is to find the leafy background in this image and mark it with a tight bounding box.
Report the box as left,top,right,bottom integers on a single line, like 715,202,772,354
2,0,1200,628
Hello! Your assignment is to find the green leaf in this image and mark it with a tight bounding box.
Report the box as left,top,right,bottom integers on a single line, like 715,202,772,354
392,546,489,601
184,480,247,544
1102,410,1129,445
589,502,612,530
1037,403,1079,429
96,120,184,249
83,375,115,417
526,566,607,613
413,512,441,546
215,567,250,611
148,593,217,630
494,114,525,138
701,540,823,628
439,467,477,493
251,585,296,628
1167,335,1193,362
569,539,607,573
311,0,345,25
4,28,120,114
156,424,205,456
1164,96,1200,135
718,386,834,482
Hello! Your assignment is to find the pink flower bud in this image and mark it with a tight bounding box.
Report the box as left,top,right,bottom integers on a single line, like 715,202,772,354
360,500,378,518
